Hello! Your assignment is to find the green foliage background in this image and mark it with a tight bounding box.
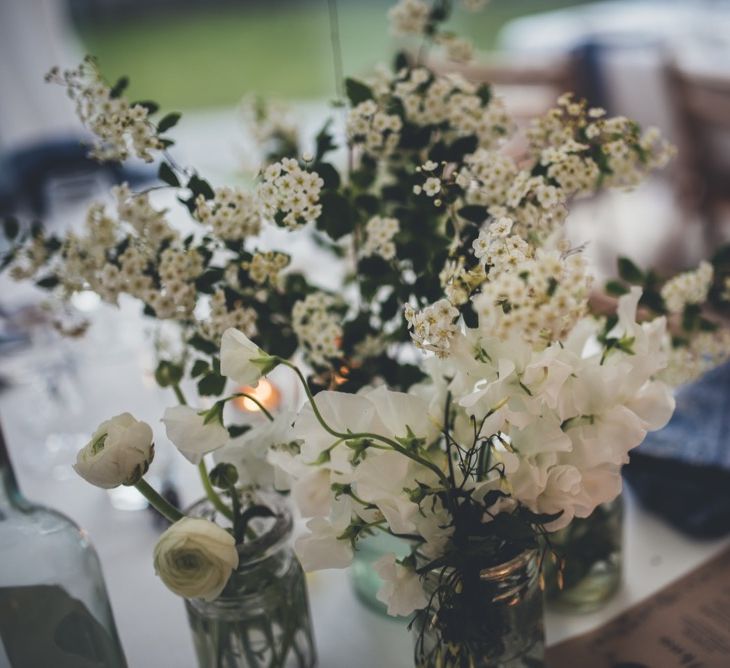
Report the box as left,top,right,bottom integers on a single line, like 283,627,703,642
77,0,596,109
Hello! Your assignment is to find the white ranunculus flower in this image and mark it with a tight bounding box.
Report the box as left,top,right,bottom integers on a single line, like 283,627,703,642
74,413,154,489
220,328,277,386
153,517,239,601
374,553,428,617
295,503,354,571
162,405,229,464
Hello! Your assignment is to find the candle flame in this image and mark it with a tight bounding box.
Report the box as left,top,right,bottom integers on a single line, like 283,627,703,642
234,379,281,412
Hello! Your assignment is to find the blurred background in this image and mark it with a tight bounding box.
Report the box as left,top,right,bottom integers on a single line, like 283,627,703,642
2,0,729,271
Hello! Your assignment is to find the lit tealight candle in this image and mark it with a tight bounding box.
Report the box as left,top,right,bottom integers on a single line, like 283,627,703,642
234,379,281,413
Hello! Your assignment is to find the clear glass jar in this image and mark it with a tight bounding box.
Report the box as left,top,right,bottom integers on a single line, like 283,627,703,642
543,494,623,613
0,424,127,667
185,493,316,668
350,531,411,616
413,549,545,668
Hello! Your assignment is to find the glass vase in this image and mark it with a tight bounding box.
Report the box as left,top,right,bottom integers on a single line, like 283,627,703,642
350,530,411,616
413,549,545,668
0,423,127,667
184,493,316,668
543,494,623,613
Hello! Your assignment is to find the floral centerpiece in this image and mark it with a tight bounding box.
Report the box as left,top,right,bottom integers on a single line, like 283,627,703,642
3,0,730,665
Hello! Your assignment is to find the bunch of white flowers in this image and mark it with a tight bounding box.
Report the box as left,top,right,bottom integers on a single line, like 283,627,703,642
244,251,290,287
197,289,258,343
346,100,402,157
195,187,262,240
46,59,162,162
392,68,512,149
660,260,714,314
361,215,400,261
388,0,430,35
404,298,460,357
270,286,674,618
257,159,324,229
291,292,343,367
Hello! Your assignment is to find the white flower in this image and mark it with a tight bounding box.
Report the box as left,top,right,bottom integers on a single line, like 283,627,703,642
374,553,428,616
295,515,354,571
220,328,277,386
153,517,239,601
162,405,229,464
213,411,296,488
74,413,154,489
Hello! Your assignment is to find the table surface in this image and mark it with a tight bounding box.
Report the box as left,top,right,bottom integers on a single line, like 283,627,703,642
0,301,728,668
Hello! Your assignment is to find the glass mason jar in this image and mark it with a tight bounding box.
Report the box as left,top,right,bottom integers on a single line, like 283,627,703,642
184,493,316,668
350,531,411,616
0,424,127,667
413,549,545,668
543,494,623,613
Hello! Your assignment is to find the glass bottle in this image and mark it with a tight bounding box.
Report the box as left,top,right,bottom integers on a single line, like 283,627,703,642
543,495,623,613
0,422,127,667
185,493,316,668
413,549,545,668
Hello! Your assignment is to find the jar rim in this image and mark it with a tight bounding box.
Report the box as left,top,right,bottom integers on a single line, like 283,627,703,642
185,490,293,567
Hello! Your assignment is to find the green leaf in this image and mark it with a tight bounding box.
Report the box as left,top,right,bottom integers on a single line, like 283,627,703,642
344,78,374,106
313,162,341,190
457,205,488,224
109,76,129,99
188,335,218,355
317,191,353,240
476,83,492,105
617,257,644,284
187,175,215,200
158,162,180,187
157,112,181,134
228,424,251,438
197,372,227,397
134,100,159,115
2,217,19,240
190,359,210,378
605,280,629,297
35,275,59,289
393,50,409,72
314,119,337,161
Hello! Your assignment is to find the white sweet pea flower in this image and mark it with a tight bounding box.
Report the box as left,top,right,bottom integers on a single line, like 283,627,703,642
363,385,441,444
374,553,428,617
162,405,229,464
220,328,278,386
153,517,239,601
214,410,296,488
74,413,154,489
292,391,383,464
295,514,354,571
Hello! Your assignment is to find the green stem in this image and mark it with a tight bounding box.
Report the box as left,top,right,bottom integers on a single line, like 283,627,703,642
277,358,450,487
230,392,274,421
135,479,184,523
173,384,187,405
198,461,234,521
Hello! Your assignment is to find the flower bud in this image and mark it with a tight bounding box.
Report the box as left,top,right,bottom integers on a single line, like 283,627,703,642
74,413,154,489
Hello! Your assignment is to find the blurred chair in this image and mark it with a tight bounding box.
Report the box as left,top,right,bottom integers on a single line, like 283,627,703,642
665,61,730,247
